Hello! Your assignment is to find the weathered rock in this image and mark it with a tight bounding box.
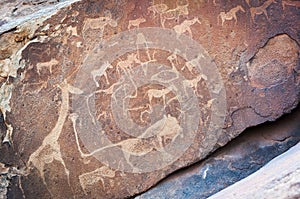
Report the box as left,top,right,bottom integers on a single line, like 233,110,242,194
209,142,300,199
136,105,300,199
0,0,299,198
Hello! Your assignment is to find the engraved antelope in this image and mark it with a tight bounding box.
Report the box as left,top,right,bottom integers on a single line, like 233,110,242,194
82,11,117,39
182,54,205,74
173,17,201,38
91,61,113,87
250,0,277,22
218,5,246,26
282,0,300,10
161,4,189,27
182,74,204,95
128,17,146,29
79,166,115,194
147,87,172,105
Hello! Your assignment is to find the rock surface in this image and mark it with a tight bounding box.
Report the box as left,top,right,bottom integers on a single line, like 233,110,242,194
209,142,300,199
136,105,300,199
0,0,299,198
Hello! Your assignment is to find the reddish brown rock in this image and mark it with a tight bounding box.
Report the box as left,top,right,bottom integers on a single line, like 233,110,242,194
137,105,300,199
0,0,299,198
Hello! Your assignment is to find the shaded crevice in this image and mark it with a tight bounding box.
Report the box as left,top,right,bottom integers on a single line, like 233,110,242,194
134,103,300,199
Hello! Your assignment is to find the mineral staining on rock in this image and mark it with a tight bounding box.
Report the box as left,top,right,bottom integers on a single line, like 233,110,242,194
0,0,299,198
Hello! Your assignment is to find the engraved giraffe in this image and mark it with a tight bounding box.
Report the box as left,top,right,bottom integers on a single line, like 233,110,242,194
173,17,201,38
218,5,246,26
27,81,82,194
128,17,146,29
250,0,277,22
282,0,300,10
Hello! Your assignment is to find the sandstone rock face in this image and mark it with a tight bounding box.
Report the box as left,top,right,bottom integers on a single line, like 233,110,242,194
137,105,300,199
0,0,299,198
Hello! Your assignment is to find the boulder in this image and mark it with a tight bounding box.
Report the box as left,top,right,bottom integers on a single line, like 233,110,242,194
0,0,299,198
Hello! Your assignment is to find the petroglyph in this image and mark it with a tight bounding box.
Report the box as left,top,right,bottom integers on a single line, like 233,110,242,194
182,53,205,74
36,58,58,75
151,69,180,84
91,61,113,87
116,53,140,74
282,0,300,10
79,166,115,194
116,53,141,98
127,104,153,123
167,49,181,69
27,80,72,191
140,115,182,142
173,17,201,38
218,5,245,26
160,4,189,27
73,27,225,173
250,0,277,22
146,87,172,105
82,11,117,39
182,74,204,95
128,17,146,29
71,111,181,170
147,3,168,18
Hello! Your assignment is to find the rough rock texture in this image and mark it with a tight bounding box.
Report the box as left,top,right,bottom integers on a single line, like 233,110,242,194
0,0,80,35
0,0,299,198
136,105,300,199
209,142,300,199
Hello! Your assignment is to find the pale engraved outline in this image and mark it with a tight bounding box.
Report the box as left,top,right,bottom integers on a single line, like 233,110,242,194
71,27,227,173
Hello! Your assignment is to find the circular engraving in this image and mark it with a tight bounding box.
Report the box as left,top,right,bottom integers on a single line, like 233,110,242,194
72,27,226,173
